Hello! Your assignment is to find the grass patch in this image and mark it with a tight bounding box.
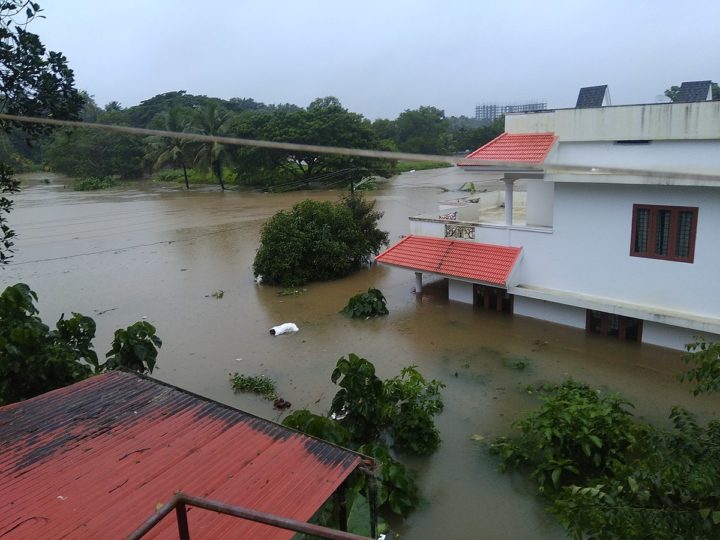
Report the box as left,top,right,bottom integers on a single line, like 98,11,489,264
278,287,307,297
229,373,277,400
74,176,118,191
396,160,452,173
502,356,531,371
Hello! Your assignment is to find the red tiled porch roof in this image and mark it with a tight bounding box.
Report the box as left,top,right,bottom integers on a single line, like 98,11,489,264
376,235,522,287
457,132,557,166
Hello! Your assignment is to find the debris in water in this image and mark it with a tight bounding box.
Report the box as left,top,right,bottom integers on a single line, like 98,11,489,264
273,398,291,410
470,434,485,442
269,323,299,336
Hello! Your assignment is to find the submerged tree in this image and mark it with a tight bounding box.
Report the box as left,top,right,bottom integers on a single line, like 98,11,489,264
281,354,445,529
490,379,720,538
253,194,388,286
192,102,231,190
146,107,194,189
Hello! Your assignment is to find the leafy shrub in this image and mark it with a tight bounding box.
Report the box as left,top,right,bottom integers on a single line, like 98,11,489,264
330,353,387,442
74,176,118,191
0,283,162,405
356,443,419,518
282,354,445,522
253,194,388,287
384,366,445,454
104,321,162,374
282,409,350,445
680,339,720,395
490,380,635,490
341,288,389,319
0,283,96,404
230,373,277,400
330,354,446,455
490,379,720,538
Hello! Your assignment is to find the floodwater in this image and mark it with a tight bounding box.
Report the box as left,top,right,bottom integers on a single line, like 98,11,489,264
5,170,719,539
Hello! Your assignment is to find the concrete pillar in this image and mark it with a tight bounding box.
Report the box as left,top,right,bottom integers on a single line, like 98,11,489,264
504,179,515,226
415,272,423,293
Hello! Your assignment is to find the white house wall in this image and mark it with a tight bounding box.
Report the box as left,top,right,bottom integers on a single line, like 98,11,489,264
642,322,720,350
526,180,554,227
506,101,720,141
448,280,474,303
514,296,586,329
550,140,720,180
520,182,720,319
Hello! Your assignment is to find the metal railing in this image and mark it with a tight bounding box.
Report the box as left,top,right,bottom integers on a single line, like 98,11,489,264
126,492,372,540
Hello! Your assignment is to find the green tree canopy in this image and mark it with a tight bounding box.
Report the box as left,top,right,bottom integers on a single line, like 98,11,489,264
237,97,396,188
253,194,388,286
145,107,194,189
192,102,231,190
0,1,83,265
394,106,450,154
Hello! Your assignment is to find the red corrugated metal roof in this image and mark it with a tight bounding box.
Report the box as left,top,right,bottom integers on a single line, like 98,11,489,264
457,132,557,165
0,371,363,539
376,235,522,287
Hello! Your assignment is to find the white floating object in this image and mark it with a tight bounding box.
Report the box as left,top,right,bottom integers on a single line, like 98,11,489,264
255,275,263,284
269,323,299,336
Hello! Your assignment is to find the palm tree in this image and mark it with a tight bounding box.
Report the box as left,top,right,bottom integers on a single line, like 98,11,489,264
148,108,193,189
192,103,230,191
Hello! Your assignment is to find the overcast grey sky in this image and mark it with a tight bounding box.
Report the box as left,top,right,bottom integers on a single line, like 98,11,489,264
36,0,719,120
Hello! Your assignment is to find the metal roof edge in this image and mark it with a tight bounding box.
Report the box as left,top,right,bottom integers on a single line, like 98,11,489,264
93,369,371,465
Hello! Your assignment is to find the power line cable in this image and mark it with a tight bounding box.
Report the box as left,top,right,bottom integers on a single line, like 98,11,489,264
1,113,718,182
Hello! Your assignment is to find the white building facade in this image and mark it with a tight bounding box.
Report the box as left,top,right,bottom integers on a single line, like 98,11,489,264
381,97,720,350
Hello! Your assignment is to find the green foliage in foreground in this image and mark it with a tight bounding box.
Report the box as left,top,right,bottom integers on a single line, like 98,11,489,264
74,176,118,191
490,380,720,539
253,194,388,287
680,339,720,395
283,353,445,527
341,288,389,319
229,373,278,400
0,283,162,405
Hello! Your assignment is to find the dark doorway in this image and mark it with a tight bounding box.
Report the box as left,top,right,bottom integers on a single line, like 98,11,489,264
586,310,643,342
474,284,514,313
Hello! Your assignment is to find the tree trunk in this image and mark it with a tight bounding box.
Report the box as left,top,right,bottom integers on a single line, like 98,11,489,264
215,160,225,191
181,162,189,190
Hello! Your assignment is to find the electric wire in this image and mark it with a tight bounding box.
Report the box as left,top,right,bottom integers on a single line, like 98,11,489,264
1,113,718,183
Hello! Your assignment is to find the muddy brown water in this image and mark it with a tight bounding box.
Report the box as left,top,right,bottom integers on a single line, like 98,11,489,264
5,170,719,539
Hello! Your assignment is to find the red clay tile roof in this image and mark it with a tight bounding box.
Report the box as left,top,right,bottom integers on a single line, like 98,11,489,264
0,371,363,539
457,132,557,166
376,235,522,287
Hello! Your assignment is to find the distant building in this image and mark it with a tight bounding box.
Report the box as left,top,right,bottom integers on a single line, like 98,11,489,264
475,101,547,121
379,82,720,351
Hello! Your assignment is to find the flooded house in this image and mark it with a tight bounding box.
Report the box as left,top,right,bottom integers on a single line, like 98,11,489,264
377,82,720,350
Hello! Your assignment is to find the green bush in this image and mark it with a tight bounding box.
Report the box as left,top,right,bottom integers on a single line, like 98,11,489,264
680,338,720,395
0,283,162,405
74,176,118,191
490,380,635,490
253,194,388,287
490,379,720,538
282,354,445,522
104,321,162,374
229,373,278,400
342,288,389,319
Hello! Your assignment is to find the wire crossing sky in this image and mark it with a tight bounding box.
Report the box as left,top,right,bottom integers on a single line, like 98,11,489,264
3,113,719,183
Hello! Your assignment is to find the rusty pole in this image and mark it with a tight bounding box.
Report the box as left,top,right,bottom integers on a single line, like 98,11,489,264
175,501,190,540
